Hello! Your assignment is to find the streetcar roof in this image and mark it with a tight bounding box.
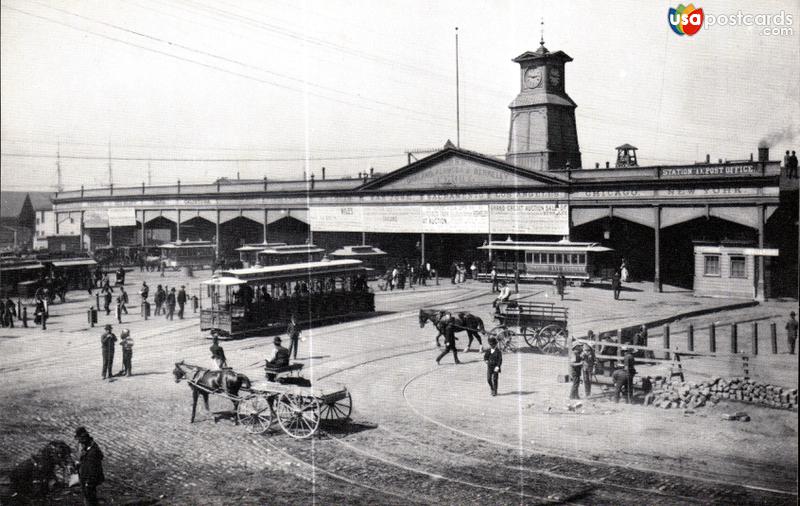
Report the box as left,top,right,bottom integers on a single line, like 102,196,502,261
235,242,287,252
478,241,613,253
160,241,215,249
201,277,246,286
49,259,98,267
208,259,365,282
329,245,387,257
0,261,44,271
257,244,325,255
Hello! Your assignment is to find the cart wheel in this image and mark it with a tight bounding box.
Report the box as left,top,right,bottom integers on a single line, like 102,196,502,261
276,393,320,439
237,395,273,434
522,326,540,350
319,391,352,423
490,327,516,353
539,325,568,355
501,334,517,353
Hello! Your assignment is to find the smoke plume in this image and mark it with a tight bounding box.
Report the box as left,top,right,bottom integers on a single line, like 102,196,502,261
759,125,798,148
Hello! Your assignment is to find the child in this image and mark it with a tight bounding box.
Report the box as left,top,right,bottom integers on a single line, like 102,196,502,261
118,329,133,376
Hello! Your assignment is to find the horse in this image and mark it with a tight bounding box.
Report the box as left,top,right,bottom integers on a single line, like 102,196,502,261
9,440,74,499
172,361,251,424
418,309,485,351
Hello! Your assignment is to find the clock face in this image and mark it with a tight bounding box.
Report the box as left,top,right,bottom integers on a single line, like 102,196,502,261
523,67,542,89
548,67,561,87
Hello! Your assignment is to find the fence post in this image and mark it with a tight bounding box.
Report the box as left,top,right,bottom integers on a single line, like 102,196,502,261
752,322,758,355
710,322,716,353
731,323,738,354
663,325,670,360
687,324,694,351
770,322,777,354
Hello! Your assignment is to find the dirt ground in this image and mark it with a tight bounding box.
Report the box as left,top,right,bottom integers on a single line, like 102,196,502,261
0,269,797,505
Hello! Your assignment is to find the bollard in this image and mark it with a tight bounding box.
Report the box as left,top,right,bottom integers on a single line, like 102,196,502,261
770,322,777,354
95,292,100,310
710,322,716,352
663,325,670,360
731,323,738,354
687,324,694,351
435,270,439,286
752,322,758,355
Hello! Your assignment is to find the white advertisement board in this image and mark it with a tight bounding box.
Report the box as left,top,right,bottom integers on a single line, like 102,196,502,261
308,206,363,232
489,203,568,235
107,207,137,227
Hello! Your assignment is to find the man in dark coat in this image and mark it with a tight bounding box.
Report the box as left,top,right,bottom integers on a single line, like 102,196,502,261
101,324,116,379
569,344,584,400
177,286,187,319
555,273,566,301
611,271,622,300
611,364,630,403
787,311,798,354
483,337,502,396
154,285,165,316
75,427,104,506
3,297,15,328
265,336,290,381
103,290,112,316
581,342,595,397
166,288,176,320
286,313,301,359
622,346,636,402
435,315,461,365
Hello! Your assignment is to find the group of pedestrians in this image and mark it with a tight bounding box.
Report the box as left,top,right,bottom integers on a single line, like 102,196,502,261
450,261,477,284
783,150,798,178
137,281,194,321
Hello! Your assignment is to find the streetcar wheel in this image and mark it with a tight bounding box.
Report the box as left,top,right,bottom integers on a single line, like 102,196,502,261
276,393,320,439
319,391,352,423
237,395,273,435
539,325,568,355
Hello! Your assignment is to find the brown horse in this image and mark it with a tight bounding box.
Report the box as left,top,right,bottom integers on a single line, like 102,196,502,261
419,309,485,351
172,361,251,424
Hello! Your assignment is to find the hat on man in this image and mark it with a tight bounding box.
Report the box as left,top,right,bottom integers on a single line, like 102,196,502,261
273,336,282,345
74,426,88,438
104,324,113,331
792,311,796,317
121,329,130,338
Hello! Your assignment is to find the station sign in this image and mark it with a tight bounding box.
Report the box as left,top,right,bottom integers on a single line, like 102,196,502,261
659,164,759,178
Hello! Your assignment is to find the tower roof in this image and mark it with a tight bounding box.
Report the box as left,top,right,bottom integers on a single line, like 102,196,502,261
512,46,573,64
615,143,638,150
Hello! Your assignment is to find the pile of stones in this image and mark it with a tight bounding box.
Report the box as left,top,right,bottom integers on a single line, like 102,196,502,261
644,376,798,411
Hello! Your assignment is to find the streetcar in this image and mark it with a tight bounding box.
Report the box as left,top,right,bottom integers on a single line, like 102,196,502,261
328,245,388,279
255,244,326,267
235,242,287,267
200,258,374,337
160,241,217,271
0,258,44,297
478,239,614,285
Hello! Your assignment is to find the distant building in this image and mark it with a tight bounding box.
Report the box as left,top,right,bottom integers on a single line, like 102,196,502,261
0,191,52,251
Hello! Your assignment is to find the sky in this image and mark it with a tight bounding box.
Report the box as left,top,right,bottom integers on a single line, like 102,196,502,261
1,0,799,190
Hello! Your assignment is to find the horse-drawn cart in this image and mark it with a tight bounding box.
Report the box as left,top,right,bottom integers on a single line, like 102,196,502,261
492,301,569,354
173,361,351,439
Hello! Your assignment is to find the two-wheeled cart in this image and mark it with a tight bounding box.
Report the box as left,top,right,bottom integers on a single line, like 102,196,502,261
491,301,569,355
235,364,352,439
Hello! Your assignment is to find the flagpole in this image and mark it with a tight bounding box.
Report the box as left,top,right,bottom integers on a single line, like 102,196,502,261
455,27,460,148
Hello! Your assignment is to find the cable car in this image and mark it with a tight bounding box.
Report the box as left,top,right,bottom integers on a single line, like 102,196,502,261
235,242,287,268
255,244,326,267
329,245,388,279
200,259,374,337
160,241,217,271
478,240,615,285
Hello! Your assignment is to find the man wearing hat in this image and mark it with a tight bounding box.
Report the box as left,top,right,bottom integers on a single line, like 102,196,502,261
611,363,630,403
74,427,104,506
581,342,596,397
177,285,187,319
786,311,798,354
435,313,461,365
286,313,301,359
100,325,117,380
622,345,636,402
569,343,584,400
483,337,502,396
265,336,290,381
166,287,176,321
209,332,227,370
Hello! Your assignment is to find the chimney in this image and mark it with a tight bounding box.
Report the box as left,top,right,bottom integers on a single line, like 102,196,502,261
369,167,374,178
749,153,753,162
595,162,600,168
310,173,315,189
605,161,610,169
705,154,710,163
358,171,362,178
758,146,769,162
321,167,326,180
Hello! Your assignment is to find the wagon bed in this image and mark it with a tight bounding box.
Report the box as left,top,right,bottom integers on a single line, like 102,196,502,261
492,301,569,354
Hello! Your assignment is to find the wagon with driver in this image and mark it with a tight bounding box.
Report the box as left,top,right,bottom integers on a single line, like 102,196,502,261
491,301,569,355
236,363,353,439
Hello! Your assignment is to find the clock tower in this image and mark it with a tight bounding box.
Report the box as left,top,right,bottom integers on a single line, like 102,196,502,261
506,40,582,172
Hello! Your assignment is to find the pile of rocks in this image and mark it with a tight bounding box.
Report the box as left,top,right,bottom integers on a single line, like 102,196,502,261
644,377,798,411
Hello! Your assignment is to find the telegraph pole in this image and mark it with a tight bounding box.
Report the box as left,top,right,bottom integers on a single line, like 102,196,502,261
56,143,63,192
455,27,461,148
107,140,113,187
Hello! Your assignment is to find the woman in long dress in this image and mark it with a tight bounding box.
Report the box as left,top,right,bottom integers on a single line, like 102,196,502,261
620,259,630,282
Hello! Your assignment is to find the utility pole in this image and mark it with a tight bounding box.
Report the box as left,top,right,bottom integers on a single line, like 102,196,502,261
107,140,113,187
55,143,63,192
147,160,152,185
455,27,461,148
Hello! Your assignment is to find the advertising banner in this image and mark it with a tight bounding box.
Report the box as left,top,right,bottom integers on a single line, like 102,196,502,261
107,207,137,227
489,203,568,235
308,206,363,232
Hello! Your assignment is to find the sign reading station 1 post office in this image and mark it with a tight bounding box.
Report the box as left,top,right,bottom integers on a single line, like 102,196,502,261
659,164,759,178
309,204,569,235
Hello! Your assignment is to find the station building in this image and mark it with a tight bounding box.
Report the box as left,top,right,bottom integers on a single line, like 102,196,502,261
50,42,798,299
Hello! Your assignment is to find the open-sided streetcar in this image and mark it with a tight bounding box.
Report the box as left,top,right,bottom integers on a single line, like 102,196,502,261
478,239,614,285
200,259,374,337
